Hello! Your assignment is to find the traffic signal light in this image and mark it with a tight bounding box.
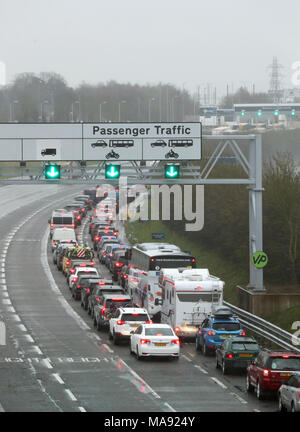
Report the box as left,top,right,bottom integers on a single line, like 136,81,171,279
45,164,60,179
257,109,262,117
274,109,279,116
291,109,296,116
164,164,180,179
105,164,121,179
241,110,246,117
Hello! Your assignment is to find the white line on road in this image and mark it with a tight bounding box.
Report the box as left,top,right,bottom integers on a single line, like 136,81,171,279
229,392,248,405
0,402,5,412
164,402,176,412
211,377,228,390
78,406,87,412
65,389,77,401
102,343,114,354
52,373,65,385
182,354,192,362
194,364,208,374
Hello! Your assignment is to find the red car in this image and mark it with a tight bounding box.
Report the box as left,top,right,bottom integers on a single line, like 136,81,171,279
246,350,300,400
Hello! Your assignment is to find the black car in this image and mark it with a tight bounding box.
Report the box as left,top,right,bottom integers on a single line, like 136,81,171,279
74,195,93,210
91,140,108,148
71,273,100,300
118,265,129,289
150,140,167,147
80,278,112,310
87,284,124,317
109,248,131,281
92,229,116,250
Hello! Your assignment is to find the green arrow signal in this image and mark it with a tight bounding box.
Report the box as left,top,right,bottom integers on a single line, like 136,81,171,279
45,165,60,179
105,164,120,179
164,164,180,179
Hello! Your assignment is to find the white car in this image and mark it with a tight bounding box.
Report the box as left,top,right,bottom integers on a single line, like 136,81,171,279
130,323,180,360
109,307,151,345
68,266,99,289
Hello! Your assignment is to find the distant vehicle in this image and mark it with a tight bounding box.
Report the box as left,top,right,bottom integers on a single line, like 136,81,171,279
151,140,167,147
48,210,75,238
109,139,134,148
165,149,179,159
105,150,120,159
168,139,193,148
91,140,108,148
109,307,151,345
278,373,300,412
41,148,57,156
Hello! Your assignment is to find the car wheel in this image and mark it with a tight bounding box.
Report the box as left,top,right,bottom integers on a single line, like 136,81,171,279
97,319,103,331
136,345,142,361
130,342,134,355
291,401,296,413
195,338,202,352
93,317,97,327
246,375,254,393
222,360,228,375
278,395,286,412
87,306,91,315
113,331,119,345
203,343,209,356
108,331,113,341
256,380,264,400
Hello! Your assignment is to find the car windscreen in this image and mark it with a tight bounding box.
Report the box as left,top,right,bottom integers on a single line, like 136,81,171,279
53,217,73,224
267,357,300,371
121,314,148,322
145,328,174,336
231,342,260,351
176,293,221,302
212,322,241,331
77,270,97,277
106,299,131,309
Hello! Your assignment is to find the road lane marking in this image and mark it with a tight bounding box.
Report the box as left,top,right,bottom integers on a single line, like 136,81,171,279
0,402,5,412
164,402,176,412
194,364,208,374
182,354,192,362
65,389,77,401
229,392,248,405
78,406,87,412
211,377,228,389
52,373,65,385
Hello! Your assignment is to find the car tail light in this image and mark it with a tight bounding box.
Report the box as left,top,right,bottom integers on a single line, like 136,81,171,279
117,320,125,325
240,331,246,336
90,261,95,266
140,339,150,344
98,281,106,285
109,253,113,258
174,327,180,333
70,269,75,274
282,355,290,359
86,289,90,294
79,264,87,267
96,297,100,302
150,298,154,302
192,258,196,263
71,224,75,229
53,240,56,245
150,258,155,262
113,232,117,235
76,216,81,220
82,208,85,211
207,331,216,336
145,320,153,324
171,339,180,345
115,262,123,267
50,223,54,228
94,237,100,241
66,260,70,266
298,391,300,399
198,330,202,334
73,277,78,282
77,285,83,288
226,353,234,359
123,275,127,279
263,369,270,377
101,307,106,314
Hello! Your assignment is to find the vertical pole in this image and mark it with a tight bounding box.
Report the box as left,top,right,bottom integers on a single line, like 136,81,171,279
248,135,265,291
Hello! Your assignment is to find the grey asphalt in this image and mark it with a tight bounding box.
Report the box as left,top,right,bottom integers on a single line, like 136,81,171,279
0,185,278,412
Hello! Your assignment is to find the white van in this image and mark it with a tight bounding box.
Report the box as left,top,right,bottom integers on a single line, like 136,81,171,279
49,210,75,238
52,228,77,251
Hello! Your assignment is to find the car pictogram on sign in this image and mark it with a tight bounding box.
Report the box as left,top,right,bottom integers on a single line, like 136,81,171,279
91,140,108,148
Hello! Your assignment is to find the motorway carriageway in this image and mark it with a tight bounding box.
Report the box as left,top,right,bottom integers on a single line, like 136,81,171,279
0,185,278,412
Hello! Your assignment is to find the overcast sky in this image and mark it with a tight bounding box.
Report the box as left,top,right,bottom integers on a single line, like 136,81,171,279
0,0,298,99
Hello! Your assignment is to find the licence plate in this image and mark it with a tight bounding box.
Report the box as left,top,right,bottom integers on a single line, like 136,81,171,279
280,373,292,377
221,335,232,338
239,354,253,358
155,343,166,347
130,324,139,327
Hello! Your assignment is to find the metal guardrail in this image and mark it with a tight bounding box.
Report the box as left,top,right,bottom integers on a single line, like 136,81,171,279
224,301,300,354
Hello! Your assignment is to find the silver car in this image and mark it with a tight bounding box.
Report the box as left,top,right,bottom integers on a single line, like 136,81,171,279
278,373,300,412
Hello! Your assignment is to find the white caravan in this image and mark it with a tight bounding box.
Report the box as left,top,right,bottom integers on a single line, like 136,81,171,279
159,268,224,338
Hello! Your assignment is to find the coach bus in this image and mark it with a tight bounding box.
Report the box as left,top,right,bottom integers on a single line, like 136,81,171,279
128,243,196,321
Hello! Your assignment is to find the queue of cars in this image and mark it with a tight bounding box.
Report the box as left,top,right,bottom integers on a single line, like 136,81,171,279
49,187,300,410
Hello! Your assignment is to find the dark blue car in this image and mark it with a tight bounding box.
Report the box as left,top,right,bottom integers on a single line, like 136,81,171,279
195,307,245,356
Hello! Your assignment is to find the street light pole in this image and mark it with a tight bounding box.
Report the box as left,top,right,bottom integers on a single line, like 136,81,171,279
71,101,80,122
172,95,179,121
148,97,155,122
99,101,107,122
10,100,19,122
118,100,126,122
41,100,49,122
